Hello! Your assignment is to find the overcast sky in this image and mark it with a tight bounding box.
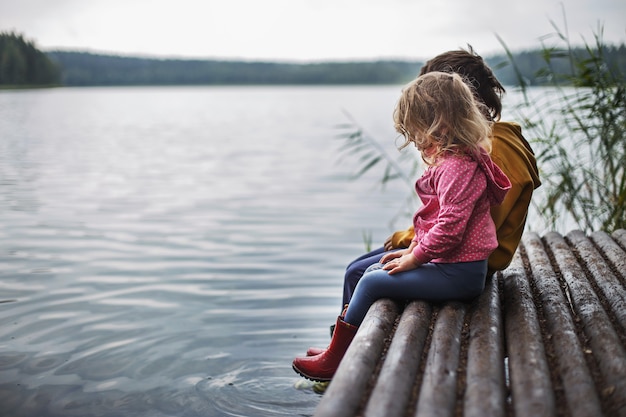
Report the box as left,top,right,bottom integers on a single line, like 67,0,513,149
1,0,624,62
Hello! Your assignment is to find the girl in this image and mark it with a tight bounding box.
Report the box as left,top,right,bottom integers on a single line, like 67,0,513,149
292,71,511,382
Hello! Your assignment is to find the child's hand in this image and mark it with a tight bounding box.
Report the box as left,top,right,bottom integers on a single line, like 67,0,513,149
382,253,421,274
380,250,405,264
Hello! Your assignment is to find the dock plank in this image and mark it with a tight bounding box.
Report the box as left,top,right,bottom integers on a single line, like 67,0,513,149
363,300,431,417
524,232,603,417
503,251,556,417
311,230,626,417
463,274,506,417
567,230,626,333
413,302,467,417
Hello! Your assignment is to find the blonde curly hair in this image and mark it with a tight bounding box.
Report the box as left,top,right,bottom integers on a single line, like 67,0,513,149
393,71,492,165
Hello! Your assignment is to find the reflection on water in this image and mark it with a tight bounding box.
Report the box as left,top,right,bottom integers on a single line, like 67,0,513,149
0,86,409,417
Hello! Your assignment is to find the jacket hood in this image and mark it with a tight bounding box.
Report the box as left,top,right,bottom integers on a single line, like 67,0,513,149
492,122,542,190
475,147,511,205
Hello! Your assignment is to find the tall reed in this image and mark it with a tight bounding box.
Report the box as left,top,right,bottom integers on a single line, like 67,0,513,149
502,22,625,233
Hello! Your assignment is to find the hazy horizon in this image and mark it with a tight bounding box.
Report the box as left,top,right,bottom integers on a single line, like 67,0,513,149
1,0,624,63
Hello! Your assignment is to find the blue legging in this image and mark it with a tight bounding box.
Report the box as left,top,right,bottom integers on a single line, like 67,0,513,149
343,247,406,307
343,260,487,326
342,247,386,307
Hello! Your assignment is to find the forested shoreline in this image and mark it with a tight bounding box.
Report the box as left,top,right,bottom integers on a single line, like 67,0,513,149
1,31,625,87
46,51,421,86
47,46,626,87
0,32,61,86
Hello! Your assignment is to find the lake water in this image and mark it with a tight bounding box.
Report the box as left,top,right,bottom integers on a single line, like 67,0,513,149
0,85,418,417
0,85,552,417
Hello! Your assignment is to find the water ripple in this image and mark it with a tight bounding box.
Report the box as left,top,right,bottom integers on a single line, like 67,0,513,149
197,362,319,417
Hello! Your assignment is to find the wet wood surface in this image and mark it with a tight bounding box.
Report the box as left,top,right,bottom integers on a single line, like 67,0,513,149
313,230,626,417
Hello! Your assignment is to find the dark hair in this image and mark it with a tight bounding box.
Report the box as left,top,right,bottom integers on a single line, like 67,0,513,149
419,46,505,121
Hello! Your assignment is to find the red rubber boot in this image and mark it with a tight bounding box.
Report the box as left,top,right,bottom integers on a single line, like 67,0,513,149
292,317,358,382
306,346,326,356
305,304,348,357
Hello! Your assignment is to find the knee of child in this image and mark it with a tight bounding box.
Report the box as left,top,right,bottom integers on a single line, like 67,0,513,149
363,262,384,274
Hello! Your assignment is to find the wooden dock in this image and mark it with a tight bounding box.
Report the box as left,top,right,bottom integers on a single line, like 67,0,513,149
312,229,626,417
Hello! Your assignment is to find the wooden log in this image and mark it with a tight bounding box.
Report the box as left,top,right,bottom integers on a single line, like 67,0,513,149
544,232,626,417
314,298,399,417
567,230,626,334
523,232,603,417
590,230,626,283
363,300,432,417
502,250,556,417
613,229,626,249
413,301,467,417
463,274,506,417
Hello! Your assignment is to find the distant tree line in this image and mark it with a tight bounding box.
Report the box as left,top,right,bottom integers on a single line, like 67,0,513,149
485,45,626,86
2,31,625,87
46,51,421,86
45,46,626,87
0,32,60,86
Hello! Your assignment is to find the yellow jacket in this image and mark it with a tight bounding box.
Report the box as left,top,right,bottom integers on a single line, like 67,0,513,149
388,121,541,275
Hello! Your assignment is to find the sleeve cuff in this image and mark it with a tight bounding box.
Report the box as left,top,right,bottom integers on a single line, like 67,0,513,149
412,245,431,264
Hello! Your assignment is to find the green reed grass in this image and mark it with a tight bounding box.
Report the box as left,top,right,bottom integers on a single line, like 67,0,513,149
502,21,625,233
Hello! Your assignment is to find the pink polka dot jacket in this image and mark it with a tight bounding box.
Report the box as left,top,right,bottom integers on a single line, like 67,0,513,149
411,148,511,265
